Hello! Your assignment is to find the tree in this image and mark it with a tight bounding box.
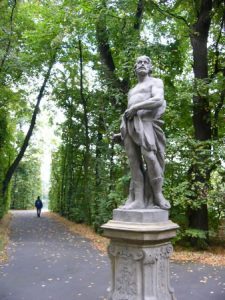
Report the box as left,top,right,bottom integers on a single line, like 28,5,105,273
145,0,224,247
0,0,62,215
2,52,57,197
1,0,223,246
11,147,42,210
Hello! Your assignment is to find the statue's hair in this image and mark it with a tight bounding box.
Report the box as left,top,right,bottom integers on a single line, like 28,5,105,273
134,55,152,74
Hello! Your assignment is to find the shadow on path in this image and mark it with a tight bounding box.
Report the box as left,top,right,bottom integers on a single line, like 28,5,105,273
0,210,225,300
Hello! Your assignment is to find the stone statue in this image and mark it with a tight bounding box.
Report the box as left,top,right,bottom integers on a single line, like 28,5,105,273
118,55,170,210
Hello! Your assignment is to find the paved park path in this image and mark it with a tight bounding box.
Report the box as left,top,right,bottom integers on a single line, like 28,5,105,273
0,210,225,300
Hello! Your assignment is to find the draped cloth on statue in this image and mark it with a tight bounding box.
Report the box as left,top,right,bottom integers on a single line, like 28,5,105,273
120,101,166,173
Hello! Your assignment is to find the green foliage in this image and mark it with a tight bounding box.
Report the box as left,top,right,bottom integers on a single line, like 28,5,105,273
10,148,42,210
184,229,209,250
208,168,225,233
0,0,63,216
185,228,207,240
0,0,224,251
47,1,225,247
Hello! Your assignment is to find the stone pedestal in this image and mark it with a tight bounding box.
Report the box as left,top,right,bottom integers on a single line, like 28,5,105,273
101,209,179,300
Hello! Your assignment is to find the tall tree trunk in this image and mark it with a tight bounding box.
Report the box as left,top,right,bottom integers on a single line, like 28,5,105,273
78,39,91,223
95,0,144,111
96,0,144,94
2,52,57,196
188,0,213,241
95,115,104,188
60,147,67,215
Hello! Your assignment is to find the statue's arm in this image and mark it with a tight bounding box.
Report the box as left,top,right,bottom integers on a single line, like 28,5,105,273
125,79,164,119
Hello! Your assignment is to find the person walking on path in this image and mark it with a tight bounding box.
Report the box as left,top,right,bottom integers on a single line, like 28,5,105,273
35,196,43,217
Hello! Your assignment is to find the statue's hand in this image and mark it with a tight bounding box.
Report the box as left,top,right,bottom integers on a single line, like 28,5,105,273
125,107,137,120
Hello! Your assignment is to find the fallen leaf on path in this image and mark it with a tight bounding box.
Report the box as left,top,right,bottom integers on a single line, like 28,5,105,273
39,212,225,267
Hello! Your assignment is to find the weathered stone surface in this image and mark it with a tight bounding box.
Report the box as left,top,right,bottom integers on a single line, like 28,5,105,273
118,56,170,210
102,209,178,300
113,208,169,223
102,220,178,242
106,55,176,298
107,242,176,300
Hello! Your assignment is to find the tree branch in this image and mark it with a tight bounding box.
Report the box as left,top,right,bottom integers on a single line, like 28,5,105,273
134,0,144,30
96,9,116,74
78,39,89,154
2,51,57,196
96,7,129,103
150,0,190,28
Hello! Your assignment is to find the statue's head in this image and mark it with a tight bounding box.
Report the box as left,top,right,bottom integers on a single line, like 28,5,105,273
134,55,152,75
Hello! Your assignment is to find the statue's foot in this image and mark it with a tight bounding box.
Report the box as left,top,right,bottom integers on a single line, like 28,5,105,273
124,196,133,206
154,193,171,210
125,200,145,210
119,196,134,209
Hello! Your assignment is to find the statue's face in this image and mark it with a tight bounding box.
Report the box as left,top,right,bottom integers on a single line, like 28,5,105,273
135,56,151,75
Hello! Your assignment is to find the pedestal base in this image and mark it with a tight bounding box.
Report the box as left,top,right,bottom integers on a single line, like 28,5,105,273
102,209,179,300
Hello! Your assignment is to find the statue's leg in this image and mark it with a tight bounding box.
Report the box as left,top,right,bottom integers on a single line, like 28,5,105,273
142,149,170,210
123,179,134,207
123,135,145,209
150,177,170,210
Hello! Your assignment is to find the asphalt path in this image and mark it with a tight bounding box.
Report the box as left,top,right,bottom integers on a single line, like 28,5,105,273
0,210,225,300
